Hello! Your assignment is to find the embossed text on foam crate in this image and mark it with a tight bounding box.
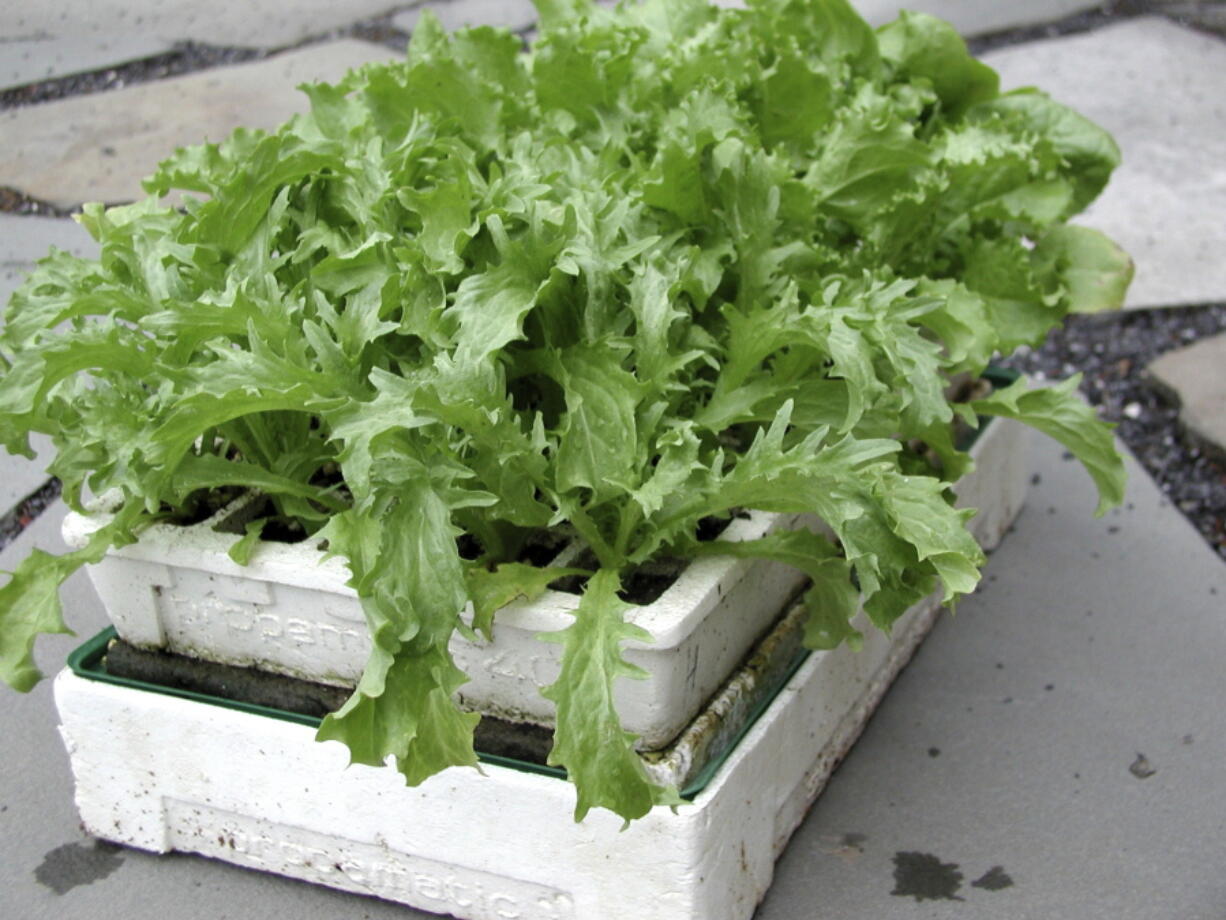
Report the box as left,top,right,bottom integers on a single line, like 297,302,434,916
165,800,576,919
160,589,368,654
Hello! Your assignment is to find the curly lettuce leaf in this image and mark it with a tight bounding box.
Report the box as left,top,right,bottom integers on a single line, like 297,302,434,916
539,569,682,823
0,501,145,691
315,477,480,785
971,375,1125,515
692,528,863,650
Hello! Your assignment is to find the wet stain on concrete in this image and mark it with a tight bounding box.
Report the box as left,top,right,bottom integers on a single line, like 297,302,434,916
972,866,1015,891
891,852,964,901
1129,753,1157,779
34,841,125,895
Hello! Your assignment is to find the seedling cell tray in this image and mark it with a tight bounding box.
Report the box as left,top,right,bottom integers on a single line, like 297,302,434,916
62,403,1027,751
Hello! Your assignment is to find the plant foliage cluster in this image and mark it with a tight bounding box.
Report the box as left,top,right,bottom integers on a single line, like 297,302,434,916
0,0,1130,821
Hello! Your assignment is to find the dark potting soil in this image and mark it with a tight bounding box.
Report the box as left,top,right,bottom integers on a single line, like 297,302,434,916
548,513,733,604
453,529,570,567
104,638,351,717
548,550,686,605
103,638,558,766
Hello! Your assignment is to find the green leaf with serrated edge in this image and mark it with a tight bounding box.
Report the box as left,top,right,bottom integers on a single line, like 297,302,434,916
691,529,863,650
464,562,589,641
552,345,643,504
758,47,834,151
0,550,80,692
877,12,999,119
960,236,1063,352
625,422,704,519
539,570,682,823
168,453,347,511
646,404,984,632
972,89,1121,214
316,478,480,785
397,152,481,276
913,279,995,377
876,472,982,601
971,375,1125,516
0,501,145,691
762,0,880,75
803,91,932,228
1033,225,1134,314
447,216,552,370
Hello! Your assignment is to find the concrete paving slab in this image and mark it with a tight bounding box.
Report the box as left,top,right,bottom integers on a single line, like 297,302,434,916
1147,333,1226,456
1,31,172,92
0,41,399,210
0,506,108,920
394,0,540,34
708,0,1099,33
3,432,1224,917
839,0,1100,34
983,19,1226,309
1,1,403,56
0,437,55,516
757,433,1226,919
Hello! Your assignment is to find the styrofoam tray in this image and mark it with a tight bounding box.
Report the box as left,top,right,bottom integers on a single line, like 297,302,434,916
62,418,1028,750
57,585,952,920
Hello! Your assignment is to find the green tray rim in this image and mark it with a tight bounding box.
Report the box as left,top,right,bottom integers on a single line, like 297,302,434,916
65,626,811,800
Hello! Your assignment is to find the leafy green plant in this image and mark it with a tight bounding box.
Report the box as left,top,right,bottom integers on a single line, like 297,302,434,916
0,0,1130,822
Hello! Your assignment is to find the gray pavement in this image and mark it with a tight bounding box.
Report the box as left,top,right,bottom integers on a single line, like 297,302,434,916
395,0,539,34
1,2,1225,918
1,1,409,87
1148,333,1226,457
718,0,1103,34
1,31,172,93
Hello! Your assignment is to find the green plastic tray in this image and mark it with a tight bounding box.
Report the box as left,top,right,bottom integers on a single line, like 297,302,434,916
66,627,810,801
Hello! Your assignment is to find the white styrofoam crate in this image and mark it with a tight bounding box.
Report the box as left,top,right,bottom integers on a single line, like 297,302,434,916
62,418,1028,750
55,585,952,920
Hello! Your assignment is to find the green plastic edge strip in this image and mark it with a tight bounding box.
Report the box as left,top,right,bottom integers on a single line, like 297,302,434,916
62,369,1016,801
65,625,810,799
